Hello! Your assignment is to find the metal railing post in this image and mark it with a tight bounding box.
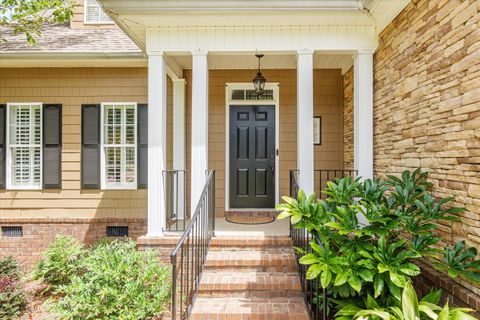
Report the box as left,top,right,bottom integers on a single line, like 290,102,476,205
169,170,215,320
289,169,357,320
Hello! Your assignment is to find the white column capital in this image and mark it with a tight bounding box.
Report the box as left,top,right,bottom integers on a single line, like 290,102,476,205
148,50,165,57
192,50,209,56
297,49,315,55
172,78,187,84
355,49,375,55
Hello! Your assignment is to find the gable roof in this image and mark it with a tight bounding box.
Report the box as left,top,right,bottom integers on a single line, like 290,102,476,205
0,23,140,53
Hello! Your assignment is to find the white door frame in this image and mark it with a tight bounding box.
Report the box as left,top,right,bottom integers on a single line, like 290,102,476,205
225,83,280,210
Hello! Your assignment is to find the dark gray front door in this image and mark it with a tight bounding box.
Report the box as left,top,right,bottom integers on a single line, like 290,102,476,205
229,105,275,208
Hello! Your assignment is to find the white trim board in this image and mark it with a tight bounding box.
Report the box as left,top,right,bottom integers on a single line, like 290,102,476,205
225,83,280,211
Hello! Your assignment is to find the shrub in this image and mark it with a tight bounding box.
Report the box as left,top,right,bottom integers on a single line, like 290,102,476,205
0,256,21,280
51,239,171,320
277,169,480,317
0,257,27,319
34,234,84,289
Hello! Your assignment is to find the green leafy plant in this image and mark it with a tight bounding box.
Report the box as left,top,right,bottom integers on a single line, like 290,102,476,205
34,234,85,289
1,0,77,44
0,257,27,319
277,169,480,318
335,282,476,320
435,241,480,282
50,239,171,320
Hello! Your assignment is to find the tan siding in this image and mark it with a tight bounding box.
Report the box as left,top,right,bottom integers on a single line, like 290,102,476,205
0,67,342,220
0,67,148,219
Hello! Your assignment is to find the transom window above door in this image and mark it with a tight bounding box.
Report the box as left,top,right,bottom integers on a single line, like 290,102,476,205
230,89,274,101
101,103,137,189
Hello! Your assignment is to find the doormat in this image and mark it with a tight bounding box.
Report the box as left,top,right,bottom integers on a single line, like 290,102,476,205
224,210,277,225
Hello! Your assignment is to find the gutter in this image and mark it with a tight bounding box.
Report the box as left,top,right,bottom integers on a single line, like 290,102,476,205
99,0,365,13
0,51,145,58
0,51,147,67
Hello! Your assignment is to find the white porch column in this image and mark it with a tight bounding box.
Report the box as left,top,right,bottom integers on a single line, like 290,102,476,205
172,79,186,219
190,51,209,212
354,51,374,179
296,50,315,194
147,52,167,236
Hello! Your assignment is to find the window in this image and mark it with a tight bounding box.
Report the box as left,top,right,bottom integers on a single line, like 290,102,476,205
84,0,113,24
7,103,42,189
231,89,274,101
101,103,137,189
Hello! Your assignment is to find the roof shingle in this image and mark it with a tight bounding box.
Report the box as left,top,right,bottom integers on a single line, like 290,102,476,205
0,23,141,53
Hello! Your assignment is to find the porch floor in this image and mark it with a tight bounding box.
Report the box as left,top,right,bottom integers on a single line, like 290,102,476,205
215,217,289,236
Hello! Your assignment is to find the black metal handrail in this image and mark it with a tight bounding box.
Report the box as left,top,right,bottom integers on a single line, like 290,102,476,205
163,170,187,231
289,169,357,320
316,169,357,199
170,170,215,320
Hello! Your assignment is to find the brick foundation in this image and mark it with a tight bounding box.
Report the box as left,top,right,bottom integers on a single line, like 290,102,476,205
0,218,147,269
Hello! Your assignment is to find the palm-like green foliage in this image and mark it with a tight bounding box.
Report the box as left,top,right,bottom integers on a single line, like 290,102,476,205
435,241,480,282
1,0,77,44
335,282,476,320
277,169,480,318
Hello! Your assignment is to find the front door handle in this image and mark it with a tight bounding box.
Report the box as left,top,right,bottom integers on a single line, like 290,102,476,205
270,154,275,176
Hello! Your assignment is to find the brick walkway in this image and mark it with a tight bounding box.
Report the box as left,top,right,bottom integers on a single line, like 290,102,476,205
190,236,310,319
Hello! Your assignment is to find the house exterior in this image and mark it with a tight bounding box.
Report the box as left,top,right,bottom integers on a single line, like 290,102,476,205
0,0,479,313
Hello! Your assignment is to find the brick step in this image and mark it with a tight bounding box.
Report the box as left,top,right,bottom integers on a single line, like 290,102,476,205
205,250,297,272
198,271,302,297
209,236,292,249
190,297,310,320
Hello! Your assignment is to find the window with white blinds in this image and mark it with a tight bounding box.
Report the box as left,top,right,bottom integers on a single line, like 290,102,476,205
84,0,112,23
101,103,137,189
7,103,42,189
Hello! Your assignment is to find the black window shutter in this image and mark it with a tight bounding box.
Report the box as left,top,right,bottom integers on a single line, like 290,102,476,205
81,104,101,189
137,104,148,189
0,104,5,189
42,104,62,189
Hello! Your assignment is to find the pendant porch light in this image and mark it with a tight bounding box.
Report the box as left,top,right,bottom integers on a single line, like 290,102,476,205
252,54,266,96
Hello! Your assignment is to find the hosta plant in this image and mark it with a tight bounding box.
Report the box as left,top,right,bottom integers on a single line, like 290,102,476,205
277,169,480,317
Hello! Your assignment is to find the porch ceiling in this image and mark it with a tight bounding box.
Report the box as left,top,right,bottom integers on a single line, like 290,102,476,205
98,0,410,53
170,53,354,74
